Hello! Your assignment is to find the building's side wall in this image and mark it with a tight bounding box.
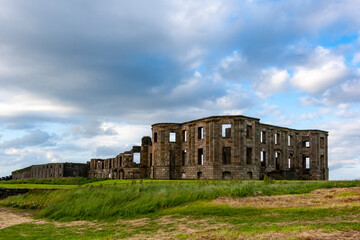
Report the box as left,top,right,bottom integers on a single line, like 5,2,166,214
12,167,32,180
63,163,88,177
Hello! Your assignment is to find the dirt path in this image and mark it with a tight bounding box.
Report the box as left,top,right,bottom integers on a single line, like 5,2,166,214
0,207,41,229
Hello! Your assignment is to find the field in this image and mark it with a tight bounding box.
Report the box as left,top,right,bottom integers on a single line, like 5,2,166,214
0,178,360,239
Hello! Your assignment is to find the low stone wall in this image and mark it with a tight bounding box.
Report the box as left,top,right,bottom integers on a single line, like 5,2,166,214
0,188,32,199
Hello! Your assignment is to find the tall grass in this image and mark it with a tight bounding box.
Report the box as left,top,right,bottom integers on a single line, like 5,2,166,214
1,180,359,221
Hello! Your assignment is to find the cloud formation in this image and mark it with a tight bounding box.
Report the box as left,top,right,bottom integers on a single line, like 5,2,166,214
0,0,359,179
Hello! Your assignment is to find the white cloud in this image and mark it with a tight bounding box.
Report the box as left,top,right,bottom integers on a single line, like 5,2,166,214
255,68,290,97
0,89,77,117
326,119,360,169
291,46,348,93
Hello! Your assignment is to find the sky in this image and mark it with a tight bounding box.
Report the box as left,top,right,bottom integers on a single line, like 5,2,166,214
0,0,360,180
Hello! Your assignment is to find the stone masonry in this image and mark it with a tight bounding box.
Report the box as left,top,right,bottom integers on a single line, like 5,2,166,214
12,163,88,180
89,115,328,180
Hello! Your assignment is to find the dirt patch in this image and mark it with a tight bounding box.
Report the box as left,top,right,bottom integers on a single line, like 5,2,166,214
195,229,360,240
0,207,46,229
213,187,360,209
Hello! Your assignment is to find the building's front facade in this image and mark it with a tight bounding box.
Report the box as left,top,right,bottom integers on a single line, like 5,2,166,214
151,115,328,180
10,115,328,181
90,115,328,180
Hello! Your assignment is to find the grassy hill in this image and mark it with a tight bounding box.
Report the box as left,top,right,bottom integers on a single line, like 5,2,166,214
0,179,359,239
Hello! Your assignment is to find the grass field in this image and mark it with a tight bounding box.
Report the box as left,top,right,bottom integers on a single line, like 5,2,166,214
1,179,360,239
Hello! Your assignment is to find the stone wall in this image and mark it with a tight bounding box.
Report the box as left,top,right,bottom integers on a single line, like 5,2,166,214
12,163,88,180
150,115,328,180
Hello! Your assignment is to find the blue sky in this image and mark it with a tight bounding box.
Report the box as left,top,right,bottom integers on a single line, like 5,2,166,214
0,0,360,180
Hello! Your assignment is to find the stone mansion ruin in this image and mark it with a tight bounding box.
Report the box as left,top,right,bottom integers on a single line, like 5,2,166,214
10,115,328,181
89,115,328,180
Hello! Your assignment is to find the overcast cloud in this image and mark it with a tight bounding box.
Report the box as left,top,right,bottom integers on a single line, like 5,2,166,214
0,0,360,179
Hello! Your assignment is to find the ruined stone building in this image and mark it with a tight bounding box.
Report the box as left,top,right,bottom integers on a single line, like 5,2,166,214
12,163,88,180
88,115,329,180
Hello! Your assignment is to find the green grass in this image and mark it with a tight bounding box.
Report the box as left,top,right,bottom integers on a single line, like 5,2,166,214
1,180,359,221
0,180,360,239
2,177,104,185
337,192,360,197
0,184,79,189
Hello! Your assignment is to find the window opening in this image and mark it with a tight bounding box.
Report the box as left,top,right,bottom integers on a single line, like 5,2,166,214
288,135,293,146
198,148,203,165
306,157,310,168
154,132,157,142
275,133,280,145
169,132,176,142
246,147,252,164
275,152,280,170
320,137,325,148
246,125,253,138
222,147,231,164
261,151,266,167
222,171,232,180
198,127,204,139
133,152,140,164
222,124,231,137
261,131,266,143
182,150,186,166
182,130,187,142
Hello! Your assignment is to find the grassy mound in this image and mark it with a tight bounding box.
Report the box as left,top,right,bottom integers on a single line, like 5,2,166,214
1,180,359,221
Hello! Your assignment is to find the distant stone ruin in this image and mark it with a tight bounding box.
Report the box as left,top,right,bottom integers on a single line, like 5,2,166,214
89,115,328,180
10,115,328,181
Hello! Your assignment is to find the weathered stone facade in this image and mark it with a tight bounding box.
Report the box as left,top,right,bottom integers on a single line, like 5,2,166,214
90,115,328,180
88,137,151,179
12,163,88,180
8,115,328,181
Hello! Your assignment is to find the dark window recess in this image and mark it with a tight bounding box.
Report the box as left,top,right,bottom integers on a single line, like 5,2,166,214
182,130,187,142
120,157,122,166
261,131,266,143
182,150,186,166
222,124,231,137
154,132,157,142
197,171,202,179
275,133,280,145
246,125,253,138
222,147,231,164
320,155,324,168
150,154,152,167
302,156,310,169
198,127,204,139
288,153,293,168
275,152,280,170
198,148,204,165
288,135,293,146
246,147,252,164
261,151,266,167
222,171,232,180
320,137,325,148
247,171,253,179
